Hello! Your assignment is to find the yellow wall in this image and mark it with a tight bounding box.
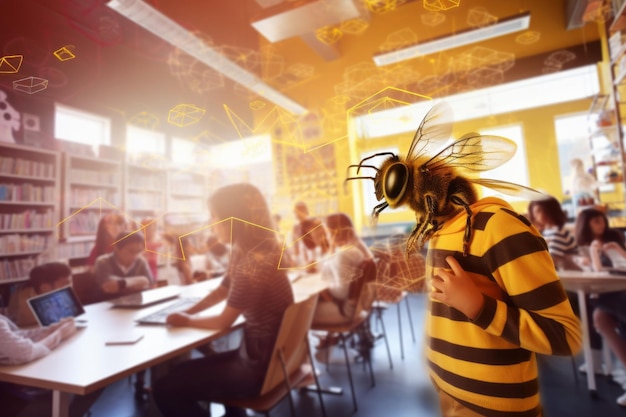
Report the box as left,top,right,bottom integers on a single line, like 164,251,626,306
340,98,592,232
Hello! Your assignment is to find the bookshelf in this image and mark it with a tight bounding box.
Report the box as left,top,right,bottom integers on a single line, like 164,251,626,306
167,170,208,213
59,152,122,268
124,161,167,219
0,142,60,284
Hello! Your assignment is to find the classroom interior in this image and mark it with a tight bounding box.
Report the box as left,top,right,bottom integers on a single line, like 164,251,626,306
3,0,626,415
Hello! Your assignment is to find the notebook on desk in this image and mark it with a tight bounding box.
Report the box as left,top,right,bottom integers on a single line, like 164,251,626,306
27,286,86,326
110,285,181,308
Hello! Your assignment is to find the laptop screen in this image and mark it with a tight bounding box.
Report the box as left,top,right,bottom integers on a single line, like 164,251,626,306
27,286,85,326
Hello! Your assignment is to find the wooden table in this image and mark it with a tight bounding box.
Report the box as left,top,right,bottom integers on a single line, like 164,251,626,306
0,271,326,417
558,270,626,394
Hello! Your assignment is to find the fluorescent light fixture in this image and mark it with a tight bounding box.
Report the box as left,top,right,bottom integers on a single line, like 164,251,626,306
107,0,308,115
373,12,531,67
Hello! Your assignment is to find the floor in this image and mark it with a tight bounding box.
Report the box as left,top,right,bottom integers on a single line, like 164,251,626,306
82,293,626,417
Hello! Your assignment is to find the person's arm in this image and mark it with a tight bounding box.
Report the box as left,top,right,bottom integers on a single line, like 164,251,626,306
589,240,604,271
97,257,151,294
166,280,235,329
0,317,76,365
167,303,241,330
185,283,229,314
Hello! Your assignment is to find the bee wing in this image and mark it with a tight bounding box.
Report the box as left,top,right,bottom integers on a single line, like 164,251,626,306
406,101,454,162
424,133,517,172
470,178,546,199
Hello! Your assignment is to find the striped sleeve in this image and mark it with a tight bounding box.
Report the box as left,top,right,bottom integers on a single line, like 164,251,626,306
472,208,582,356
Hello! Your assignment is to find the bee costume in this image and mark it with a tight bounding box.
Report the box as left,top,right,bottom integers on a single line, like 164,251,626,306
347,102,582,416
425,196,581,417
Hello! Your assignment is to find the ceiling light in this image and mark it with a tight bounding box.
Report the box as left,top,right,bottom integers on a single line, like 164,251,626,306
373,12,531,67
107,0,308,115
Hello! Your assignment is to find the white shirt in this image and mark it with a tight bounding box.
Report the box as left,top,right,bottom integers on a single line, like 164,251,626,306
0,315,60,366
321,245,365,300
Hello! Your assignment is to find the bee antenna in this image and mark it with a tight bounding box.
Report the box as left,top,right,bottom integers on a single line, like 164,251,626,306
359,152,397,164
347,163,380,175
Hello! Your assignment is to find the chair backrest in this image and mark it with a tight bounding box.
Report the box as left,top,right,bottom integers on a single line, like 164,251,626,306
71,271,104,305
259,294,319,395
349,258,377,320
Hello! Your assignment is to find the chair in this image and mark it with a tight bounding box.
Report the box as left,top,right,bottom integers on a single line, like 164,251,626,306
71,271,103,306
308,258,380,412
218,294,327,417
371,239,425,362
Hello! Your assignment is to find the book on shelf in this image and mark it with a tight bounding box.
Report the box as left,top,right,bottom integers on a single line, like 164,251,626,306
0,257,36,281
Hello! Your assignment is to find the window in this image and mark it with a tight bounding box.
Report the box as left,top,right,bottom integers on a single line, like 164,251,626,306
54,104,111,148
125,125,166,156
554,112,594,196
478,124,529,201
171,137,197,167
205,135,272,168
355,64,599,139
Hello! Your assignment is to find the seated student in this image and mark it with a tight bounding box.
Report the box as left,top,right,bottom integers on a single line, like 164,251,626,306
576,208,626,404
527,196,584,271
93,231,155,300
86,213,127,272
191,234,231,282
292,201,330,271
0,262,100,417
312,213,374,361
153,183,294,417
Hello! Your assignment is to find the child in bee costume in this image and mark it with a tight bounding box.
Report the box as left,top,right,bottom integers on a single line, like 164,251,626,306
347,102,582,417
426,196,582,417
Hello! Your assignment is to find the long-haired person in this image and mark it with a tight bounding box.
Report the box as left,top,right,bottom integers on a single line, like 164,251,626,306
153,183,294,417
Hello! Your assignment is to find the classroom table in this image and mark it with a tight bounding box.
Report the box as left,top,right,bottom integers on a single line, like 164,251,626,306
558,270,626,395
0,271,325,417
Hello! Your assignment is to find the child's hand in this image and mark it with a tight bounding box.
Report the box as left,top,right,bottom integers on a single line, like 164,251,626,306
603,241,621,251
431,256,484,320
166,312,191,327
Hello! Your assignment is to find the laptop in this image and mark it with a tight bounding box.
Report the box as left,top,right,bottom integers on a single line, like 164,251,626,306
135,297,201,325
27,286,86,327
110,285,181,308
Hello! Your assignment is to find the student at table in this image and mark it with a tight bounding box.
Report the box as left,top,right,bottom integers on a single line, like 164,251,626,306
0,262,100,417
312,212,374,361
527,196,584,271
576,207,626,405
93,231,155,300
86,213,127,271
153,183,294,417
291,201,330,270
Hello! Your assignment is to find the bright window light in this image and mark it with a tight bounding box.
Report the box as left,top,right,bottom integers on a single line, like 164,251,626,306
554,112,594,195
55,103,111,147
478,124,529,200
171,137,196,167
126,125,166,155
355,65,599,138
206,135,272,168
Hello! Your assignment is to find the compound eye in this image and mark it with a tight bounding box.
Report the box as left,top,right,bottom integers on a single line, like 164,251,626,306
384,163,408,204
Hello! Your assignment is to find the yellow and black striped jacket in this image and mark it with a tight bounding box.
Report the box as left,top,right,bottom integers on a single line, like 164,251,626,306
425,197,582,417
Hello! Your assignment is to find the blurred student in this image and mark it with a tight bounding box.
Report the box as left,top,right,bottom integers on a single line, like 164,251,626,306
312,213,374,361
292,201,330,270
192,234,230,281
527,196,583,271
86,214,126,271
153,183,294,417
576,207,626,400
93,231,154,300
0,262,100,417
